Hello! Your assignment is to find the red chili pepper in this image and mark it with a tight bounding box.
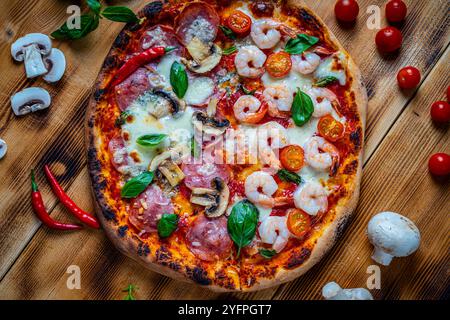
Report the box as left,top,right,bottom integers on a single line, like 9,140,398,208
44,165,100,229
110,46,176,87
31,170,82,231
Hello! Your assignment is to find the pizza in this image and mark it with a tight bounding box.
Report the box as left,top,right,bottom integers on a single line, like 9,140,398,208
86,0,367,292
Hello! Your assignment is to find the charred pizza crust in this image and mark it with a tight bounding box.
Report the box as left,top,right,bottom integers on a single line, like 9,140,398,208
86,0,367,292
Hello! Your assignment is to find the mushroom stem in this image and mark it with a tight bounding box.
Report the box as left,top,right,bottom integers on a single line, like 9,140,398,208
371,247,394,266
23,44,48,78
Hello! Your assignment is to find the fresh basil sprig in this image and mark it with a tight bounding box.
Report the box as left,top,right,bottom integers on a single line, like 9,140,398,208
259,248,277,259
277,169,302,185
121,171,154,199
101,6,139,23
291,88,314,127
157,213,179,238
222,46,237,55
284,34,319,55
87,0,101,14
219,25,237,40
136,134,167,147
315,76,338,87
227,200,259,257
170,61,188,98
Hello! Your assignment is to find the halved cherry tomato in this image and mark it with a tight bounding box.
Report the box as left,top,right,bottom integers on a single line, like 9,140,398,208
397,66,421,89
287,208,311,238
227,10,252,36
280,145,304,171
265,52,292,78
428,153,450,177
318,115,345,142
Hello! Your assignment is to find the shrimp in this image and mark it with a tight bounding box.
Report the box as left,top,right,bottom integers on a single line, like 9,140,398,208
307,87,339,118
250,19,281,49
291,52,321,75
293,181,328,216
304,136,339,174
245,171,279,208
263,85,293,118
258,216,290,252
234,45,267,78
258,121,289,173
233,95,268,124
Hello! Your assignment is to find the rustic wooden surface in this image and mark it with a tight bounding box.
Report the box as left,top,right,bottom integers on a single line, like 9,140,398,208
0,0,448,300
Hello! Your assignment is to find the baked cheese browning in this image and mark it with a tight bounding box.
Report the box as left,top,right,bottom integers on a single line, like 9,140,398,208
87,0,365,291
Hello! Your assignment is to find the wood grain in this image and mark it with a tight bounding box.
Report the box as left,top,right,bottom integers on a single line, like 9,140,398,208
0,0,448,300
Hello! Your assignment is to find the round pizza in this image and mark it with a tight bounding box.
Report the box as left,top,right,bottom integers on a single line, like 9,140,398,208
87,0,367,292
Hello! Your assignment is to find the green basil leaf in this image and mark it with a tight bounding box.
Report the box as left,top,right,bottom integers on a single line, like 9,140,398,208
219,25,237,40
157,213,179,238
315,76,338,87
170,61,188,98
51,14,99,40
121,171,154,199
291,88,314,127
136,134,167,147
241,85,256,95
277,169,302,185
284,33,319,55
222,46,237,55
87,0,102,14
227,200,259,257
259,248,277,259
191,138,200,158
101,6,139,23
115,111,131,127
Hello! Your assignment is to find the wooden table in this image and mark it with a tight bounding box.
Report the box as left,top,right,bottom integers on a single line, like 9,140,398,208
0,0,448,300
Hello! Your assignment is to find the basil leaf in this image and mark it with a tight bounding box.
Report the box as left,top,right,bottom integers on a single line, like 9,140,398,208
284,34,319,55
259,248,277,259
136,134,167,147
122,284,136,301
222,46,237,55
227,200,259,257
115,111,131,127
101,6,139,23
277,169,302,185
121,171,154,199
170,61,188,98
157,213,179,238
191,138,200,158
315,76,338,87
87,0,101,14
219,25,237,40
241,85,256,95
291,88,314,127
51,14,99,40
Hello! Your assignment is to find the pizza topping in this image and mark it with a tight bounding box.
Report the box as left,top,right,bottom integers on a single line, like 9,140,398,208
375,26,403,53
182,40,223,74
114,68,151,111
322,282,373,300
334,0,360,23
291,52,321,75
190,177,230,218
291,88,314,127
277,169,302,185
11,33,52,78
367,211,420,266
430,101,450,123
385,0,407,23
141,25,180,50
184,77,215,106
10,87,51,116
157,213,179,238
397,66,421,90
227,200,259,256
258,215,289,253
187,214,233,261
233,95,268,124
286,208,311,238
280,145,305,172
265,52,292,78
308,87,339,118
428,153,450,177
304,136,339,174
182,163,230,190
244,171,279,208
227,10,252,36
314,53,347,86
250,19,281,49
234,45,266,78
284,34,319,55
192,111,230,137
318,115,345,142
129,184,174,233
263,85,293,118
158,160,185,187
293,181,328,216
121,171,154,199
170,61,188,98
249,0,275,18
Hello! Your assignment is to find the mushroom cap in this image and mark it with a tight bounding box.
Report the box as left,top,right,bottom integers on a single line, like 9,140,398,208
11,33,52,62
10,87,51,116
43,48,66,83
367,211,420,257
0,138,7,159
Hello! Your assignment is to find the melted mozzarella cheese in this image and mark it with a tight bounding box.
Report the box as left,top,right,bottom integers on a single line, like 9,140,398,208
314,53,347,86
262,71,313,94
184,77,215,105
156,53,180,86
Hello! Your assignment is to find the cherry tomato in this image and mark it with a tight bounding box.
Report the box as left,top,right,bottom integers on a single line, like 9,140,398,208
430,101,450,123
397,66,421,89
318,115,345,142
287,209,311,238
265,52,292,78
334,0,359,22
227,10,252,36
386,0,407,23
280,145,304,172
375,26,403,53
428,153,450,177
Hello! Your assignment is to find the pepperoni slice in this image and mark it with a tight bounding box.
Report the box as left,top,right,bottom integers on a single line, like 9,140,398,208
175,2,220,45
128,185,174,233
181,163,230,190
186,215,233,261
114,68,151,110
140,25,182,51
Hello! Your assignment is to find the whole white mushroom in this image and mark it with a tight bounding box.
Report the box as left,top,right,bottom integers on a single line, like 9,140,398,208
367,211,420,266
322,282,373,300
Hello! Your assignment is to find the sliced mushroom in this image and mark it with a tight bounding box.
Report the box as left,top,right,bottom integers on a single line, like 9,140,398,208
149,145,188,172
10,87,51,116
190,177,229,217
192,111,230,137
11,33,52,78
43,48,66,83
152,89,186,118
0,139,7,159
182,37,222,74
158,160,185,187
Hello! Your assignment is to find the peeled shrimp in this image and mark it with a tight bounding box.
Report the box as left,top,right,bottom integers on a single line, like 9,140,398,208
293,181,328,216
292,52,321,75
233,95,267,123
234,45,267,78
258,216,290,252
304,136,339,173
250,19,281,49
307,87,339,118
263,85,293,118
245,171,278,208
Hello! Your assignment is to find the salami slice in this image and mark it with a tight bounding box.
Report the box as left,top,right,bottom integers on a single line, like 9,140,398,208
140,25,182,51
186,215,233,261
128,185,174,233
181,163,230,190
114,68,151,111
175,2,220,45
108,135,130,172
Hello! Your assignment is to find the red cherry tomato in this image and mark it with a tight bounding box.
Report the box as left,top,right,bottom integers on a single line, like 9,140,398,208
375,26,403,52
386,0,407,23
227,10,252,36
280,145,305,172
430,101,450,123
428,153,450,177
265,52,292,78
397,66,421,89
318,115,345,142
334,0,360,22
287,208,311,238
